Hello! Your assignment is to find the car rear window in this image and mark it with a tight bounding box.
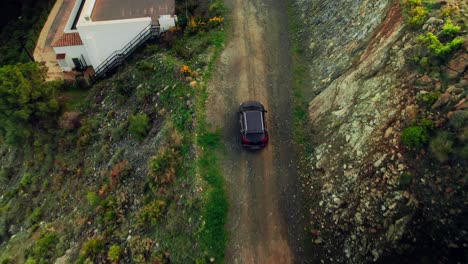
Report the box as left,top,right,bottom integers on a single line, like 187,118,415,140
245,111,263,132
246,132,265,142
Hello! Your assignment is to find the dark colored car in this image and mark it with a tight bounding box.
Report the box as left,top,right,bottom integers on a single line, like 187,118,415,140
239,101,269,149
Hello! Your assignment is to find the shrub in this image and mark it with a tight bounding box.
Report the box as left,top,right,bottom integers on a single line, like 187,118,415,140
148,147,180,184
86,192,103,208
109,160,132,188
449,110,468,130
440,4,460,18
108,245,122,262
128,114,150,140
114,78,133,96
82,238,104,256
401,125,428,149
407,6,428,28
26,233,59,262
180,65,192,76
429,131,454,163
137,200,167,226
26,208,42,227
111,123,126,141
442,19,461,37
136,61,154,75
187,17,207,34
417,32,464,59
417,91,441,108
207,16,224,29
399,172,413,188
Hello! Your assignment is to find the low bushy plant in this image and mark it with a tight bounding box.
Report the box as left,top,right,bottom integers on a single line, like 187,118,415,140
449,110,468,130
81,238,104,256
109,160,132,188
25,233,59,263
417,32,464,59
401,125,428,149
107,245,122,262
408,6,429,28
128,114,150,141
148,147,180,184
417,91,441,108
429,131,454,163
442,18,461,37
399,172,414,189
137,200,167,226
86,191,103,208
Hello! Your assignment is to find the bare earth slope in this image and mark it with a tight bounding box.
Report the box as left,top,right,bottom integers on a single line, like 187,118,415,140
206,0,299,263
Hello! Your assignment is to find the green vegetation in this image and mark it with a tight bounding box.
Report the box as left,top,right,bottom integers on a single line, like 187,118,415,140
429,131,453,163
400,0,466,167
107,245,122,262
401,125,428,149
193,15,229,261
417,32,464,59
25,233,59,263
0,0,55,65
137,199,167,226
0,63,59,145
402,0,429,28
197,130,228,262
399,172,414,188
416,91,441,108
442,18,461,37
81,238,104,257
0,0,228,262
128,113,150,140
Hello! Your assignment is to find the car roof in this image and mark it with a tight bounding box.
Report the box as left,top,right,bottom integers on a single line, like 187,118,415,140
244,110,264,132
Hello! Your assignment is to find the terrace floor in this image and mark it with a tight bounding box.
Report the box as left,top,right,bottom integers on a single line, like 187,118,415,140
91,0,175,24
34,0,82,81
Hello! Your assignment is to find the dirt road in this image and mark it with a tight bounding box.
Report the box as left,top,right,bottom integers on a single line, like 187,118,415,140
206,0,300,263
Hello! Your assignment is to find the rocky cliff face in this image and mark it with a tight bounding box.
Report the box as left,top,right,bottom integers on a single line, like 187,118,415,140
292,0,392,95
293,0,467,263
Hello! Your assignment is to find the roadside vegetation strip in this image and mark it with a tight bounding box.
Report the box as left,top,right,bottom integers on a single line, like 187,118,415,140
286,3,314,155
194,5,229,261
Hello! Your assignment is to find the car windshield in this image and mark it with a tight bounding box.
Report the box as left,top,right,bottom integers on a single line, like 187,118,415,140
245,111,263,132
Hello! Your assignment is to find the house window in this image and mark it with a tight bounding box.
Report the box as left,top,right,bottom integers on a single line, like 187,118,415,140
56,53,68,70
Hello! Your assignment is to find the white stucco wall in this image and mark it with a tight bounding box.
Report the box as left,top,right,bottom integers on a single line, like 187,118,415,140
64,0,83,33
159,15,176,31
52,45,89,71
76,17,151,68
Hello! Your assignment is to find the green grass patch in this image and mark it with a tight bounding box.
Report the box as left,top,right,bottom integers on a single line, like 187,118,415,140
193,17,228,262
197,134,228,262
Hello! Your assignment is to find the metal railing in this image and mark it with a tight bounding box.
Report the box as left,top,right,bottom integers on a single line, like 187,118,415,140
89,24,160,83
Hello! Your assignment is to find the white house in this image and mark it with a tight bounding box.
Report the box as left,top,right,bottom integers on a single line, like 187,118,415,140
52,0,176,72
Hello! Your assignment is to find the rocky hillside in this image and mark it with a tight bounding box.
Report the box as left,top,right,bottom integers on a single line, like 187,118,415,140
292,0,467,263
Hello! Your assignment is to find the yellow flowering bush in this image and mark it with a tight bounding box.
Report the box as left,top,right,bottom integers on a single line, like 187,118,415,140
180,65,191,76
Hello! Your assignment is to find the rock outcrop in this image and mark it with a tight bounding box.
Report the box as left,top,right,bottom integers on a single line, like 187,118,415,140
293,0,467,263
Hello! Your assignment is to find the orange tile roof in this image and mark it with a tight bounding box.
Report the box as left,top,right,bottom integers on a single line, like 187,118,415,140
52,33,83,47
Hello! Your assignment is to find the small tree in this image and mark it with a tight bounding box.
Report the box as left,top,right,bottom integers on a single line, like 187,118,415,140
0,62,59,145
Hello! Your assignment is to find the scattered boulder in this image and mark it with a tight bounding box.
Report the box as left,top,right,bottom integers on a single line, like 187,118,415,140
414,75,435,87
431,93,453,110
448,52,468,75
